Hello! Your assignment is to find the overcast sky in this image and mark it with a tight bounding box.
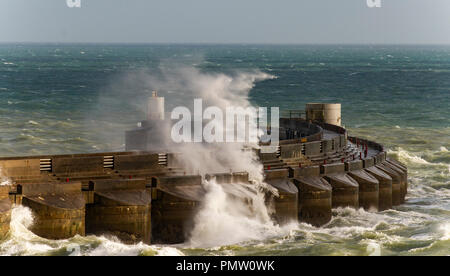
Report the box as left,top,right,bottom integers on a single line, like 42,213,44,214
0,0,449,44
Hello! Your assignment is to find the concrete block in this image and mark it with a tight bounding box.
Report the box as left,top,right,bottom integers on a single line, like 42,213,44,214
86,189,152,244
332,136,340,152
155,175,202,187
151,191,201,244
345,160,363,172
22,193,85,240
267,179,298,225
321,163,345,175
323,174,359,209
363,158,375,168
293,177,332,227
91,178,148,191
151,175,205,244
115,154,160,171
348,170,379,211
376,164,402,206
340,135,347,149
21,182,82,196
322,140,333,153
264,169,289,180
53,156,104,175
280,144,303,159
290,166,320,178
305,141,322,156
365,166,393,211
386,159,408,200
0,159,41,177
381,162,407,204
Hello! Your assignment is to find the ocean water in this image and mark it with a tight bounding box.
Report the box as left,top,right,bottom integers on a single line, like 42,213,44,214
0,44,449,256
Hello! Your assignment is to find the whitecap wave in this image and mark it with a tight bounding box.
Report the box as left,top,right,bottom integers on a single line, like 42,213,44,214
187,179,296,248
440,223,450,241
388,148,430,165
0,206,184,256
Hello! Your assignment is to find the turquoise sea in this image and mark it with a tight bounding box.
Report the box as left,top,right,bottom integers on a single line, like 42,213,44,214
0,44,449,255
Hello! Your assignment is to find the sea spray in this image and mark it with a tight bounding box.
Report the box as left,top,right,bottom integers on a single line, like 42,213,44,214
149,66,276,181
1,65,288,253
388,147,430,165
124,65,291,247
0,205,53,256
439,223,450,241
0,168,12,186
187,179,296,248
160,69,284,246
388,147,450,189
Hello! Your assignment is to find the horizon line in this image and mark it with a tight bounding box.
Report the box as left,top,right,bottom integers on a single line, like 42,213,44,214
1,41,450,47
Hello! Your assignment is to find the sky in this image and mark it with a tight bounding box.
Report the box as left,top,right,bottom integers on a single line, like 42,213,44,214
0,0,449,44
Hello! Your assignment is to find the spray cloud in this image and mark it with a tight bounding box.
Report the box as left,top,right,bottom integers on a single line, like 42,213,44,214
95,61,293,247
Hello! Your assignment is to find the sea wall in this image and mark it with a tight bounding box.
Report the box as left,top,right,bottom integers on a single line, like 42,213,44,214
0,121,408,244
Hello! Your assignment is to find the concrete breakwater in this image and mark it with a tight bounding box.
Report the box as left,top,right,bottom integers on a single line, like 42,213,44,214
0,105,408,245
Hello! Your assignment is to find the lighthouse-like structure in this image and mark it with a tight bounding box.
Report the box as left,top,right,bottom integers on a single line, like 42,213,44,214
147,91,165,121
306,103,342,126
125,91,168,151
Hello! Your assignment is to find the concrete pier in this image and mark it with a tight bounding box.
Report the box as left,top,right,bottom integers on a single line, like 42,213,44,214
375,163,402,206
321,163,359,209
151,175,204,244
346,160,379,211
20,182,85,240
85,179,152,244
292,166,332,227
0,106,410,243
264,169,298,225
364,165,393,211
385,159,408,203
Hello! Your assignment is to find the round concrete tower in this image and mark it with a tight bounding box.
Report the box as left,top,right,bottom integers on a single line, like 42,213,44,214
306,103,341,126
147,91,165,121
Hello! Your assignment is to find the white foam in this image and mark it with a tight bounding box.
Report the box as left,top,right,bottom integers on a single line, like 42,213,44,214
187,179,296,248
0,179,11,186
388,148,430,165
0,205,184,256
27,120,39,125
439,223,450,241
84,237,184,256
0,205,54,256
0,168,12,186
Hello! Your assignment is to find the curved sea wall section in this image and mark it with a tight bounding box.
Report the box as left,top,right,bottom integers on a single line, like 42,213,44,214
262,117,408,228
0,115,408,245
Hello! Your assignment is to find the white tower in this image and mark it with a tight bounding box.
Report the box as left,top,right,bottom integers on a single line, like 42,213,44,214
147,91,165,121
306,103,341,126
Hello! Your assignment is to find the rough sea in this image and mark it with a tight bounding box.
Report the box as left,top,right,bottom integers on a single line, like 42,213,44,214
0,44,449,256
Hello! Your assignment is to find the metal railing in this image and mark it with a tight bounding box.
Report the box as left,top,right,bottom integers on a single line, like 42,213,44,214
280,110,306,119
